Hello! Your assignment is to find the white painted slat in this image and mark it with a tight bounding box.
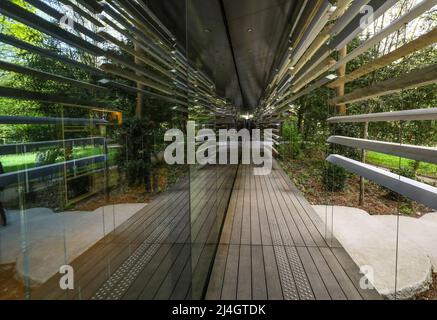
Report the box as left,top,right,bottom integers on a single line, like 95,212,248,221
326,155,437,210
327,108,437,123
328,136,437,164
329,0,437,72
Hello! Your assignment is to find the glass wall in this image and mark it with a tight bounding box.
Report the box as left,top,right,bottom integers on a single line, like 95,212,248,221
0,0,193,300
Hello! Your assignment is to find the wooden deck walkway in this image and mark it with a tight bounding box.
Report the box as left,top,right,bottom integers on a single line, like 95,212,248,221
205,162,382,300
33,162,381,300
33,164,237,300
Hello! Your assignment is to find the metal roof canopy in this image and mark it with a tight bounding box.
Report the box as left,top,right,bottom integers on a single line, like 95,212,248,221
147,0,298,110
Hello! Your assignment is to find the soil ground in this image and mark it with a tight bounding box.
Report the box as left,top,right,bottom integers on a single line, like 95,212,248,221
416,273,437,300
280,151,432,217
0,263,25,300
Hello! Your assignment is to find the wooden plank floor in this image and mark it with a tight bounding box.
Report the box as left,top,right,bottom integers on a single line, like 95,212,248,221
33,161,381,300
32,164,237,300
206,162,382,300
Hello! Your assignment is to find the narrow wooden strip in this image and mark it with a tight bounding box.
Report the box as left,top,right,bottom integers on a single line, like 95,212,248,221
319,247,362,300
307,247,347,300
264,170,304,246
249,167,262,246
237,245,252,300
251,245,267,300
221,244,240,299
254,175,273,246
240,166,252,245
273,168,327,247
205,244,229,300
331,247,383,300
262,245,284,300
296,247,330,300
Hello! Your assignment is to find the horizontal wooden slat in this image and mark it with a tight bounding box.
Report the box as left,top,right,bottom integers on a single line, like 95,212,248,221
0,86,117,112
327,28,437,88
0,155,105,188
274,75,337,111
0,116,108,126
328,136,437,164
23,0,105,42
0,0,105,56
0,137,105,155
328,64,437,105
0,60,106,91
328,0,437,73
0,34,104,75
327,154,437,210
327,107,437,123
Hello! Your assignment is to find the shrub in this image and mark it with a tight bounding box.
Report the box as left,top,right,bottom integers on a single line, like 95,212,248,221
282,121,302,159
329,123,361,161
322,163,348,192
125,159,149,187
116,118,153,189
383,167,416,201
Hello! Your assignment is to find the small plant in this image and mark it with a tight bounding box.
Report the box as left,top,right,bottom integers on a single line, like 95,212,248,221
125,159,149,187
383,167,416,201
282,121,302,159
116,118,153,189
330,123,361,161
322,163,348,192
399,202,414,215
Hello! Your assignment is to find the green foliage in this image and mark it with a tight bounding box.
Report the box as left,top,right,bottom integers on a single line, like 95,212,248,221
392,166,416,180
116,118,153,187
282,120,302,158
125,159,149,186
329,123,362,160
322,163,348,192
0,0,44,46
366,151,437,178
399,202,414,216
388,167,417,216
383,166,416,201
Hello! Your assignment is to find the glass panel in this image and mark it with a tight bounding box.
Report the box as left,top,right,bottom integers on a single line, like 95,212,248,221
186,0,238,299
395,118,437,300
324,109,399,300
0,0,192,298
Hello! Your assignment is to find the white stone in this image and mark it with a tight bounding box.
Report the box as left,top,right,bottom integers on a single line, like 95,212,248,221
313,205,432,300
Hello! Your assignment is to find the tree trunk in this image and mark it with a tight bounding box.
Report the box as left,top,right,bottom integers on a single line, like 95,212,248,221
336,46,347,115
134,43,144,118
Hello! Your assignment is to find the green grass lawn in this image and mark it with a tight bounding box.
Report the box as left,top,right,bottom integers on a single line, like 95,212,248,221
366,151,437,177
0,147,120,173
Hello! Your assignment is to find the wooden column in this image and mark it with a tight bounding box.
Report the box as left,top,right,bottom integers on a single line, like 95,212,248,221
134,43,144,118
334,0,349,116
335,46,347,115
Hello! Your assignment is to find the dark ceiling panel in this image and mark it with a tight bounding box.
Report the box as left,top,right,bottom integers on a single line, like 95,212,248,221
146,0,297,110
224,0,296,108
